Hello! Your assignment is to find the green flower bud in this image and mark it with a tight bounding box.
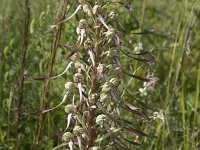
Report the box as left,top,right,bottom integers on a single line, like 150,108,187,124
97,63,105,73
74,73,84,82
88,93,97,104
83,4,93,17
84,38,93,49
92,5,99,15
70,53,80,62
134,43,143,52
96,114,107,125
110,127,121,133
108,11,118,20
65,104,76,113
65,82,76,91
100,92,109,103
79,19,88,29
106,64,114,70
90,147,100,150
113,67,122,74
110,78,120,86
104,28,115,39
62,132,74,142
79,0,87,5
73,126,84,135
102,82,112,92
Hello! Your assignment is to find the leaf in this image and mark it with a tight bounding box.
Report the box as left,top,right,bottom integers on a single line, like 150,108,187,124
123,125,156,138
120,48,154,65
113,137,131,150
123,46,154,55
122,101,149,119
122,70,152,82
120,134,142,146
130,29,155,35
125,89,157,111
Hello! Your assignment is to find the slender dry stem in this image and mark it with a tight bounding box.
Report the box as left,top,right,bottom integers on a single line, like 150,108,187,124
34,0,68,149
16,0,30,149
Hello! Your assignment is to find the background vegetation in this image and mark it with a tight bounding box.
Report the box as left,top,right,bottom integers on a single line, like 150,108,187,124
0,0,200,149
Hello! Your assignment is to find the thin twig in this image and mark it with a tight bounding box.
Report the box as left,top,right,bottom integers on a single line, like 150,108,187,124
33,0,69,149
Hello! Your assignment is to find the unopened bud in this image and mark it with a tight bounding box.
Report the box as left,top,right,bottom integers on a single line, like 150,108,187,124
113,67,122,74
83,4,93,17
65,82,76,91
97,63,105,73
100,92,109,103
74,73,84,82
73,126,84,135
92,5,99,15
96,114,107,125
110,78,120,86
88,93,97,104
102,82,112,92
65,104,76,113
84,38,93,49
108,11,118,20
63,132,74,142
107,48,118,58
79,19,88,29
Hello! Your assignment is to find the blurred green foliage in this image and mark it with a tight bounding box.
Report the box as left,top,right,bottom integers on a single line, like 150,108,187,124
0,0,200,149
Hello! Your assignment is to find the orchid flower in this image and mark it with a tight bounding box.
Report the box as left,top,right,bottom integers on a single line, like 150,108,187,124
65,104,76,130
73,126,84,150
77,19,88,46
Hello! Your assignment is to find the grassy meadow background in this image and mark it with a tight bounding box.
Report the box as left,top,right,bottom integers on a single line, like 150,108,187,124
0,0,200,149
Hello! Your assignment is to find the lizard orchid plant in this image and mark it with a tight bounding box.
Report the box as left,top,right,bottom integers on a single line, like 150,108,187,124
31,0,164,149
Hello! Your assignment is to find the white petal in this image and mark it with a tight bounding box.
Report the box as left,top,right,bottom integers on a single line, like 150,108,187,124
77,136,82,150
77,82,83,102
66,113,73,129
88,49,95,67
79,29,85,46
68,140,73,150
98,15,110,30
